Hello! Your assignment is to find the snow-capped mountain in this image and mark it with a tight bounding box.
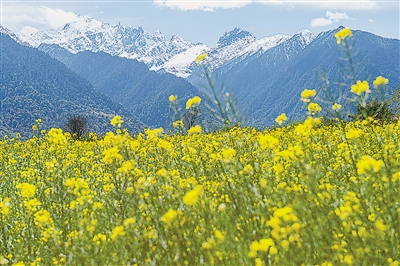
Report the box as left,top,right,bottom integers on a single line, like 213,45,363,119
187,28,316,87
16,16,305,78
0,26,30,46
159,44,209,77
202,28,291,71
18,15,204,71
159,28,292,77
161,28,314,78
197,27,399,126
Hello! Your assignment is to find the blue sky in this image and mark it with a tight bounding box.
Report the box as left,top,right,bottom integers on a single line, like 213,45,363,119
1,0,399,46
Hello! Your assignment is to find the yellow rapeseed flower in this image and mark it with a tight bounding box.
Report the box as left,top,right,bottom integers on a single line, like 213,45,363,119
93,202,103,209
169,95,176,102
249,240,260,256
202,238,216,250
373,76,389,88
351,80,370,95
110,115,124,127
110,226,126,241
258,238,275,252
123,218,136,227
102,146,123,164
15,183,36,198
332,103,342,111
222,148,236,162
375,219,387,231
275,113,287,125
343,254,354,265
215,230,225,241
24,198,41,212
188,125,202,134
117,161,134,174
301,89,316,102
93,233,107,245
335,27,352,44
34,209,53,227
345,128,363,139
267,216,281,228
183,185,203,206
357,155,384,175
308,102,322,115
388,258,399,266
0,198,10,216
145,127,164,138
274,206,293,218
47,128,67,145
186,96,201,109
243,164,254,174
195,53,207,63
172,120,184,128
161,208,178,226
392,172,400,182
259,135,279,149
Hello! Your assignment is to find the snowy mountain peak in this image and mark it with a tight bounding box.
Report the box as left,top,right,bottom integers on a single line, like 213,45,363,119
296,29,312,35
293,29,315,45
170,33,183,42
1,25,12,35
18,17,202,67
159,31,291,77
170,34,191,48
291,29,316,46
151,29,167,42
217,27,256,48
12,14,318,79
154,29,163,36
1,25,30,46
59,15,103,33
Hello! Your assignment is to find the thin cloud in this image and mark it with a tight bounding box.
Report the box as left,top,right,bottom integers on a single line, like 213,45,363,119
39,6,80,29
311,11,353,28
326,11,350,20
2,5,80,32
153,0,252,11
311,17,333,27
21,26,38,35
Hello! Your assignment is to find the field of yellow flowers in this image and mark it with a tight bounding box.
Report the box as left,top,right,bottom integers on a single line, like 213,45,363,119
1,116,399,265
1,27,399,266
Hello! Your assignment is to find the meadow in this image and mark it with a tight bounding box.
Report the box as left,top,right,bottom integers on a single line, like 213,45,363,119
0,28,399,265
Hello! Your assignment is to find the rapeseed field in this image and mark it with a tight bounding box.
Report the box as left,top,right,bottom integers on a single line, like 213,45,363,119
0,28,398,266
1,116,399,265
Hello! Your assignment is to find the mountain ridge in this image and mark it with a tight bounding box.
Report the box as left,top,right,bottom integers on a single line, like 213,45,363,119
37,44,202,128
212,27,400,126
2,22,398,132
16,16,200,71
1,33,146,137
11,17,305,78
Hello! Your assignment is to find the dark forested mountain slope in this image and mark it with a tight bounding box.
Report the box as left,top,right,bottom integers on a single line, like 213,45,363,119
1,34,145,137
39,44,201,128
